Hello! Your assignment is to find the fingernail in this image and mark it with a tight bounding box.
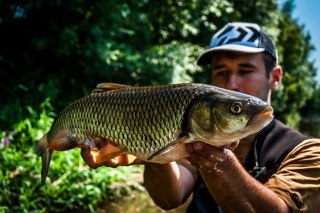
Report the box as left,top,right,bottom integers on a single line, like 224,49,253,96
194,142,204,151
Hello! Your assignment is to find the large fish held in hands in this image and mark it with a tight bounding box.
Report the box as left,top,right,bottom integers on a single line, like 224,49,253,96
35,83,273,184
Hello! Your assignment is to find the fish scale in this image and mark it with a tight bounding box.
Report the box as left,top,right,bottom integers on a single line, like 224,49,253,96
47,85,196,155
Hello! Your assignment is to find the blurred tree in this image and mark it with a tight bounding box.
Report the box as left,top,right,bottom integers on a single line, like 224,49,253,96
272,0,317,125
0,0,317,131
300,86,320,117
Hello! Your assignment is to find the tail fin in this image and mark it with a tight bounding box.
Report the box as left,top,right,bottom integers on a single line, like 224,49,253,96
35,134,53,184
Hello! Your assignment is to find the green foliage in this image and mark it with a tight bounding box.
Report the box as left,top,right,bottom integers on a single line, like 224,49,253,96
1,1,317,128
0,0,283,132
300,85,320,117
272,0,318,124
0,100,144,212
0,144,144,212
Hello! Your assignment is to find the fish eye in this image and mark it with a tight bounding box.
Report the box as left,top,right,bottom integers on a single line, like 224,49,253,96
231,101,242,114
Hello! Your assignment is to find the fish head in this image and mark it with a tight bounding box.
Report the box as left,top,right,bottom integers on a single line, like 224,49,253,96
188,88,273,146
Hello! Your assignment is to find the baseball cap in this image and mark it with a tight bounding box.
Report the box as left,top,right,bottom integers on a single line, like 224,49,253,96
196,22,278,65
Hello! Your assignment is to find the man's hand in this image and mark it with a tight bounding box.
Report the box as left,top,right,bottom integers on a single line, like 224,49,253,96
185,141,238,172
80,137,144,168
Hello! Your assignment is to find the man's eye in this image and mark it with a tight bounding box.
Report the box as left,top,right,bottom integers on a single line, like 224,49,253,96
240,70,253,74
215,71,227,76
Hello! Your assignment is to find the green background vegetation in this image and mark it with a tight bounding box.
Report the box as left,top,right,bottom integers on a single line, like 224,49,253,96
1,0,320,212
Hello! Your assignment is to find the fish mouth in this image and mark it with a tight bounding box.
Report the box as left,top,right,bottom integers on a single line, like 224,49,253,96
246,106,274,130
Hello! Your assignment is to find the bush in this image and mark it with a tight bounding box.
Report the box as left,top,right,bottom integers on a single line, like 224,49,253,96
0,99,144,213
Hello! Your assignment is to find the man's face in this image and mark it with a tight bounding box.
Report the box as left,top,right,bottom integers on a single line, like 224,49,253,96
211,52,271,102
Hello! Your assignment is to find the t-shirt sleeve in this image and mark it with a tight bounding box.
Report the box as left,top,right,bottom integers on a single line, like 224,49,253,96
265,139,320,213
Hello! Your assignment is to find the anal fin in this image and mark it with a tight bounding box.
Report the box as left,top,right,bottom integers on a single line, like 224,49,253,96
117,154,137,165
46,137,78,151
94,145,126,164
46,130,78,151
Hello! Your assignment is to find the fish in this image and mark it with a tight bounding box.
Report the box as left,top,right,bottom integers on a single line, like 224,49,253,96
35,83,273,184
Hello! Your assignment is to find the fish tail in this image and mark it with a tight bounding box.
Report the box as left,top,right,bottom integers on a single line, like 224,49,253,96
35,134,53,184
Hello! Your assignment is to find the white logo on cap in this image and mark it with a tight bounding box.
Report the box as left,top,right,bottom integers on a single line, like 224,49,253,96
210,23,261,48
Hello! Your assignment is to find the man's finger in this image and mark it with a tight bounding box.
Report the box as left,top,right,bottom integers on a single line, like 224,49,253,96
80,144,97,168
221,141,239,151
80,144,111,168
93,137,107,150
81,144,130,168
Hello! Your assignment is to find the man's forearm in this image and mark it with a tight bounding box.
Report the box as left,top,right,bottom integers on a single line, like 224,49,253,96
143,161,196,210
200,151,290,213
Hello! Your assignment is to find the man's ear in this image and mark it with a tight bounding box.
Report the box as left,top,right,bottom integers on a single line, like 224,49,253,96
270,66,282,91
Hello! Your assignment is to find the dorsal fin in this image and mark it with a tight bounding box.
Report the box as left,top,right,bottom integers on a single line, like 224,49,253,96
91,83,131,94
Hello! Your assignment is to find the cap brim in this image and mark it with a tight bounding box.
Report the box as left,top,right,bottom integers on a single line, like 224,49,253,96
196,44,265,65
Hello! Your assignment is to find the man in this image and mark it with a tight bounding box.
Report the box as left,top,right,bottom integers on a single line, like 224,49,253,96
81,22,320,212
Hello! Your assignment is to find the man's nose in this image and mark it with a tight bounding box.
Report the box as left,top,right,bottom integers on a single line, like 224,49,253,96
226,74,240,91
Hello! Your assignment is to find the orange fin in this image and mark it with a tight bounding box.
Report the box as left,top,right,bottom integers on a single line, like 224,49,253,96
91,83,131,94
94,145,126,164
117,154,137,165
46,130,78,151
46,138,78,151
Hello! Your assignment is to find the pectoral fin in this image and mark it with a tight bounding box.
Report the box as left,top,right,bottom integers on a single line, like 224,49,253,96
147,134,190,161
